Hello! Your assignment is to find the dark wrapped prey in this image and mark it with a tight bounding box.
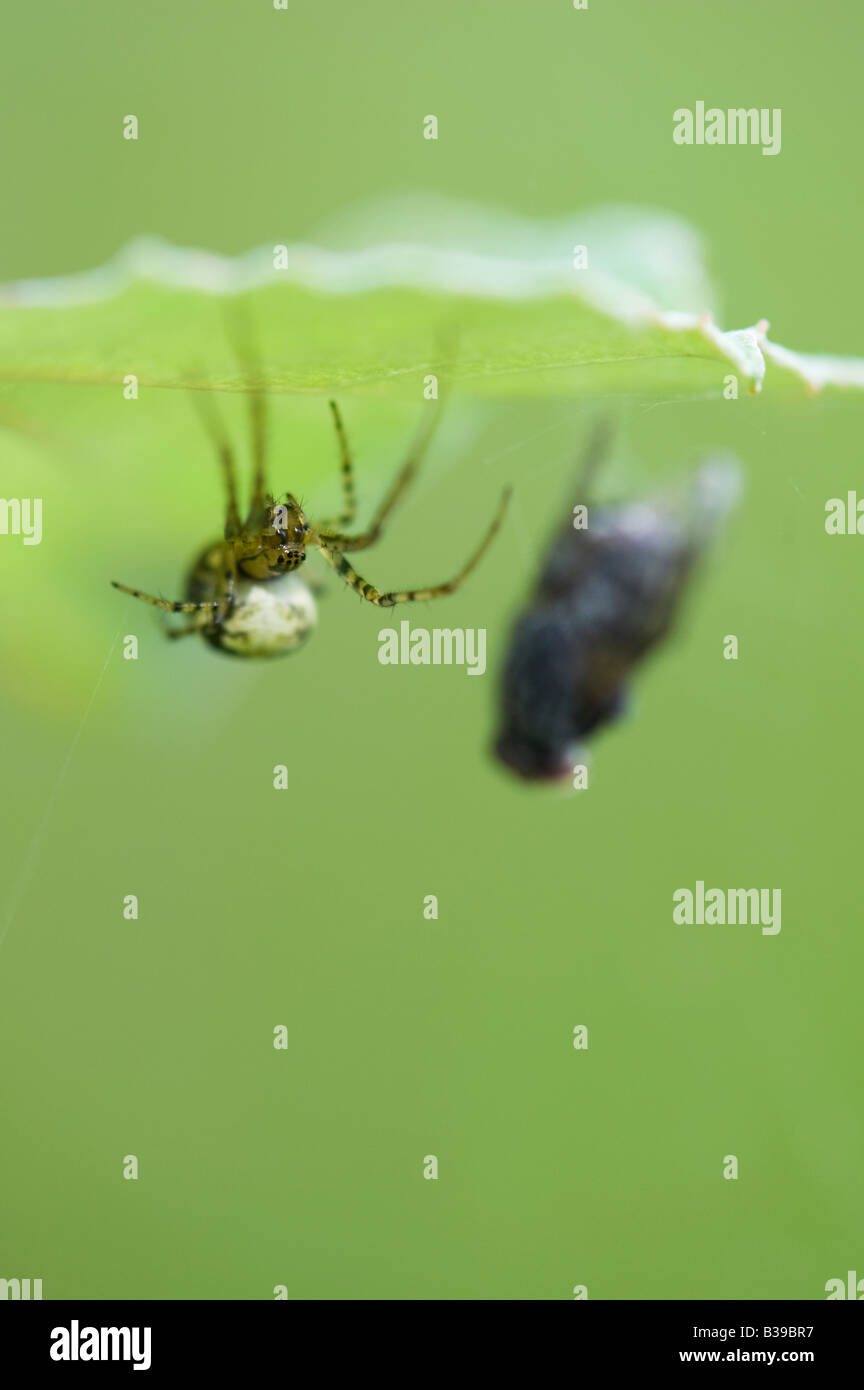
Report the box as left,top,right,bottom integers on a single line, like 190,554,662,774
494,449,741,781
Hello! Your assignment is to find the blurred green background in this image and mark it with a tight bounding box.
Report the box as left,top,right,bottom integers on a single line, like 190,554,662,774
1,0,862,1300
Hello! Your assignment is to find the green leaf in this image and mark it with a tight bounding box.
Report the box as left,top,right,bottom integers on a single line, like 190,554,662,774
1,198,862,398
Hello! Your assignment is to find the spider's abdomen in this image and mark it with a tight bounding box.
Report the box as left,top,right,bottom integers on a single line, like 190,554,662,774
185,544,318,658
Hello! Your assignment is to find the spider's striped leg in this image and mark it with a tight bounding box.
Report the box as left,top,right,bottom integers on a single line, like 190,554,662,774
188,388,242,538
212,542,238,624
221,298,271,527
316,545,393,606
112,539,239,622
245,381,269,524
319,400,357,530
110,582,221,615
317,487,511,607
317,401,444,553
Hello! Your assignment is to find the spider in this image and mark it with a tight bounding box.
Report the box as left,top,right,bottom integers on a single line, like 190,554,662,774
111,382,511,657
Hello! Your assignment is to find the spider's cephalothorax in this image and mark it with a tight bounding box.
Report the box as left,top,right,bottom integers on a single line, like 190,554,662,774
112,381,510,657
234,495,310,579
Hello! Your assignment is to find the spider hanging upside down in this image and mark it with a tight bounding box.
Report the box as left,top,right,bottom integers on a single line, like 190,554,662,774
112,382,511,657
